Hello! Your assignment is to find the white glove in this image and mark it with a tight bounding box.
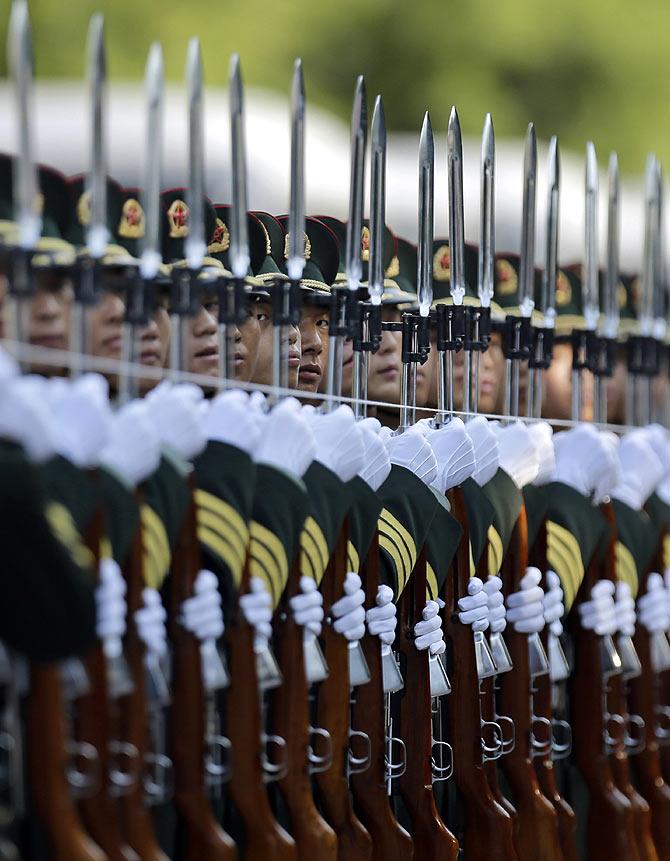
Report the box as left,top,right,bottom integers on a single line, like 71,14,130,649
458,577,490,632
331,572,366,641
100,400,161,487
528,422,555,487
614,581,636,637
494,422,539,489
306,405,365,482
289,576,324,636
484,574,506,633
640,424,670,484
425,417,476,492
593,431,621,504
50,374,112,468
205,388,262,456
578,580,617,635
385,428,438,486
239,575,274,643
553,424,614,498
180,569,227,692
96,558,127,659
145,381,207,462
638,573,670,633
358,418,391,491
134,587,168,658
0,375,56,463
506,566,545,633
366,584,397,648
543,569,564,637
465,416,499,487
414,599,445,655
255,397,316,478
612,433,664,511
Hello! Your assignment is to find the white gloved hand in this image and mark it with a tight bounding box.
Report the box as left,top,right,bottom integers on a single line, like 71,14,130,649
50,374,112,468
96,558,127,659
289,576,324,637
612,433,664,511
638,573,670,633
414,599,445,655
494,422,539,489
358,418,391,491
239,575,274,643
307,405,365,482
458,577,490,632
255,397,316,477
366,584,397,647
181,569,225,640
484,574,506,633
425,417,476,492
614,581,636,637
0,375,56,463
578,579,617,635
331,571,366,641
593,432,621,504
543,569,565,636
100,400,161,487
134,587,168,658
640,424,670,485
528,422,555,487
205,388,262,456
554,424,615,498
465,416,499,487
506,566,545,633
145,381,207,462
386,428,438,486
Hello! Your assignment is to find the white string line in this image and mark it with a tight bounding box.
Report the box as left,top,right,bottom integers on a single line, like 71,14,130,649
2,337,648,435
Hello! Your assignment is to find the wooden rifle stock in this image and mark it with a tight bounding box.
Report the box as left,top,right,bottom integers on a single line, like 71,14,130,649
350,531,413,861
628,526,670,858
529,518,579,861
118,492,168,861
498,505,563,861
314,519,372,861
445,488,517,861
271,557,337,860
27,663,106,861
394,543,459,861
168,482,237,861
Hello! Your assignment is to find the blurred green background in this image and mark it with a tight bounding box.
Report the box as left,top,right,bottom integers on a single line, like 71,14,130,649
2,0,669,171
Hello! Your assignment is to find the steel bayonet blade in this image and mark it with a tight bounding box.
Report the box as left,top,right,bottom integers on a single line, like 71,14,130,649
603,151,620,339
640,154,658,336
8,0,40,249
518,123,537,317
447,106,465,306
185,38,205,270
478,113,495,308
141,43,164,279
287,58,306,281
541,135,560,325
344,75,367,291
417,111,434,315
368,94,386,303
584,141,599,331
86,13,108,259
229,53,250,279
653,161,665,335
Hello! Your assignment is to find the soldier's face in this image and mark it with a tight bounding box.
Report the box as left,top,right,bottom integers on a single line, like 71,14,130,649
27,272,74,375
367,307,402,406
542,342,594,421
89,290,124,360
137,300,170,395
480,333,505,415
251,300,301,389
186,293,219,378
298,304,329,394
234,303,261,383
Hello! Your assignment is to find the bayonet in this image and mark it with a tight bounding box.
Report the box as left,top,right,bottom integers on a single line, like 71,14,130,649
478,114,495,311
185,38,205,271
603,152,620,340
584,142,599,332
87,14,108,261
418,111,435,317
229,54,250,281
447,107,465,309
368,95,386,305
518,123,537,319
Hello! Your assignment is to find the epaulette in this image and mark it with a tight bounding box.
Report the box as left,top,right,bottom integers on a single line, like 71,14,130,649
345,476,383,575
612,499,657,599
424,488,462,602
481,468,523,576
300,462,350,587
142,455,191,591
644,493,670,571
461,477,496,573
97,468,140,565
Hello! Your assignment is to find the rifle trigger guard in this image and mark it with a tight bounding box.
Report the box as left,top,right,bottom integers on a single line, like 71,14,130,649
261,732,289,783
655,705,670,745
495,714,516,755
530,715,553,759
384,734,407,782
603,711,626,753
144,751,174,805
431,740,453,782
307,725,333,774
347,729,372,775
204,734,232,787
108,739,142,797
551,718,572,760
624,713,646,755
481,720,504,762
65,740,101,798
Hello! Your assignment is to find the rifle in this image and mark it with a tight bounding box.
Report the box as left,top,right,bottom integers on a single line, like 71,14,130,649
314,518,373,861
350,530,413,860
445,487,517,861
168,479,237,860
271,556,338,860
498,504,563,861
394,542,459,860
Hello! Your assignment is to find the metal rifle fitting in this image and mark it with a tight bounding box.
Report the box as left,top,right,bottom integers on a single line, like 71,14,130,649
528,324,555,371
464,305,491,353
502,313,532,362
435,303,465,354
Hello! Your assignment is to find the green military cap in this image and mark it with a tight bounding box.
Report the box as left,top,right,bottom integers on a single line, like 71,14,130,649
550,263,587,338
114,187,146,260
494,251,544,326
157,188,227,275
250,211,289,281
312,215,346,282
276,214,339,300
208,205,266,275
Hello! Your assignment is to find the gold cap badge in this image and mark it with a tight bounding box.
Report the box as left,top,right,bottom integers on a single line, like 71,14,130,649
433,245,451,282
167,199,189,238
209,217,230,253
495,259,518,296
118,198,145,239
